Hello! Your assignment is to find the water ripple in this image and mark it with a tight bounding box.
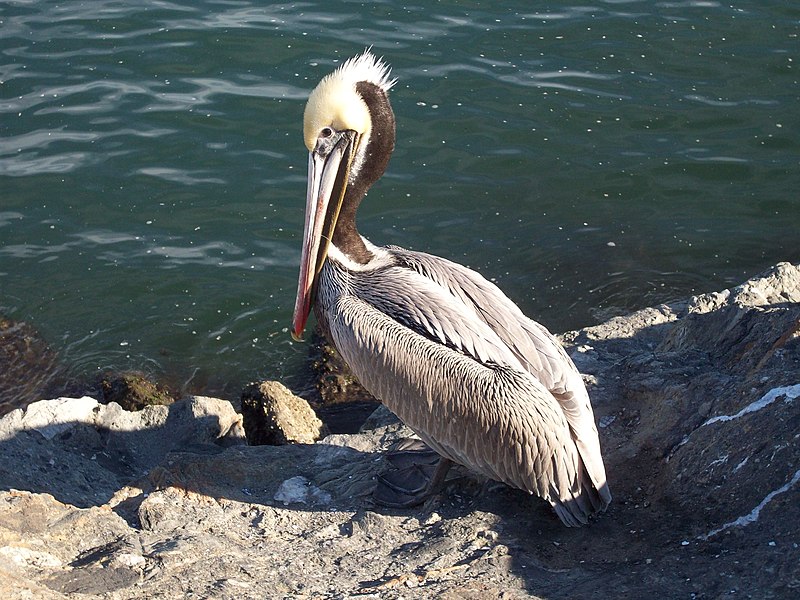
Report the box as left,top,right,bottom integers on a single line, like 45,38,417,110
0,128,100,152
0,152,98,176
137,167,226,185
0,241,75,260
74,230,140,246
2,80,153,114
684,94,779,108
498,69,626,99
174,77,307,101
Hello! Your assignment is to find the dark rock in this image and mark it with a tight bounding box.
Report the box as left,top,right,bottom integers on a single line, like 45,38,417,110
0,317,65,416
314,399,383,435
99,371,175,411
309,328,377,405
241,380,328,445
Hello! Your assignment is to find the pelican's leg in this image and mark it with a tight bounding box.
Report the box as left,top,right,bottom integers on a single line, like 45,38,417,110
427,456,454,493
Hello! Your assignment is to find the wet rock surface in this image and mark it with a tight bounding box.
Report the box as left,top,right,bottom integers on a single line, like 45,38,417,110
0,262,798,599
309,329,377,406
99,371,176,411
0,317,69,415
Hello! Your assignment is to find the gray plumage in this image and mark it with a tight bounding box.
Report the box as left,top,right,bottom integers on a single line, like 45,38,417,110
316,244,611,526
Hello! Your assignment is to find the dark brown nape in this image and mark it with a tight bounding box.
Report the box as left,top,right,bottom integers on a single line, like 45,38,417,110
331,81,396,264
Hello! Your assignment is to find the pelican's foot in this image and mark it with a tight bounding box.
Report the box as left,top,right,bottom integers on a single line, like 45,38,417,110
373,443,453,508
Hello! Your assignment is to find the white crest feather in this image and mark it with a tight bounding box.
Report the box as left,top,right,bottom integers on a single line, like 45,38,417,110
332,50,396,92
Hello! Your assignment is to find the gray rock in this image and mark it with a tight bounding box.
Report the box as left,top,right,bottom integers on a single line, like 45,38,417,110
241,380,328,445
0,262,798,599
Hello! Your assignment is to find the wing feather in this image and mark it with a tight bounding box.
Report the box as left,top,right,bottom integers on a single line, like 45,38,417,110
387,246,611,507
315,248,610,523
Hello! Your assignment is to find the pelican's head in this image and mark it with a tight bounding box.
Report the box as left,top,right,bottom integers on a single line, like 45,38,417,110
292,51,396,341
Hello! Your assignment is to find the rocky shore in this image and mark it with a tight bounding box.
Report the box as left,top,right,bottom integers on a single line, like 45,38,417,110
1,262,798,599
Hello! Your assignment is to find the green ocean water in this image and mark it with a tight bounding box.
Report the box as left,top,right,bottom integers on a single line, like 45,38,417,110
1,1,798,399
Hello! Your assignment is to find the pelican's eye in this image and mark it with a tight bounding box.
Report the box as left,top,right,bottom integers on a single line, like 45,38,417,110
320,127,333,138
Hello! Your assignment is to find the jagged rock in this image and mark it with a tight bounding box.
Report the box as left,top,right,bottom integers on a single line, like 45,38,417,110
0,490,141,596
0,262,798,599
241,380,328,445
99,371,175,411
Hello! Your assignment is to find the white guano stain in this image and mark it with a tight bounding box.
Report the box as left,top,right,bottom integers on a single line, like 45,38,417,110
699,468,800,540
702,384,800,427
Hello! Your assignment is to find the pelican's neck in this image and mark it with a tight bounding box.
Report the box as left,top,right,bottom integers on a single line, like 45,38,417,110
332,81,396,264
327,238,395,271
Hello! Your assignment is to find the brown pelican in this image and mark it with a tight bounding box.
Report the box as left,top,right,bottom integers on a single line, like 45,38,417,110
291,51,611,526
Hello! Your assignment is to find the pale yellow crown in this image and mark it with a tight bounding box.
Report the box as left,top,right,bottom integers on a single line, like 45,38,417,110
303,51,395,151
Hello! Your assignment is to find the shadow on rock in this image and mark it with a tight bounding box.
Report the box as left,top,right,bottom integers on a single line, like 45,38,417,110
0,396,402,517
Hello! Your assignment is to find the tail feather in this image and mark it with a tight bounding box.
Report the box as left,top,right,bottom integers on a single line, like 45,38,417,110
552,461,612,527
